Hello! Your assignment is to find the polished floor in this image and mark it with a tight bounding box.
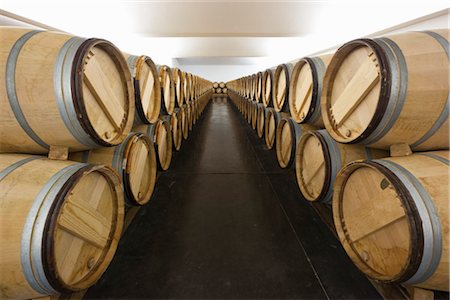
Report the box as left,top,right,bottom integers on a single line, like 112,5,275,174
85,98,381,299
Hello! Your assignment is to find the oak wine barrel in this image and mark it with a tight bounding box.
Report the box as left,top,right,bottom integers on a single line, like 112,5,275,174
288,54,333,127
157,65,175,115
295,129,387,202
124,54,161,124
262,68,275,107
333,151,449,291
322,30,449,151
172,68,185,107
275,117,316,168
256,103,266,138
273,63,294,112
0,154,123,299
70,132,157,206
0,27,135,154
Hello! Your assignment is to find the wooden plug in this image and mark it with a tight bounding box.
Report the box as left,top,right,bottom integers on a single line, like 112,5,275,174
48,145,69,160
390,143,412,157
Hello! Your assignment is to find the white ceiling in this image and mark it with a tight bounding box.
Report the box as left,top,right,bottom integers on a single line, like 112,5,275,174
1,1,449,81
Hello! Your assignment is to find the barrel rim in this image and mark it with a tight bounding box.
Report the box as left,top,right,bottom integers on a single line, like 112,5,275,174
332,160,423,283
123,133,157,206
43,164,124,292
321,38,391,144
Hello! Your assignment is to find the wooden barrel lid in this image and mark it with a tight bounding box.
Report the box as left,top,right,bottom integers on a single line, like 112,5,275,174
159,66,175,115
290,60,313,123
257,105,265,138
251,103,258,130
52,164,123,291
262,69,273,107
275,118,294,168
136,56,161,124
181,106,189,140
323,43,381,143
333,162,412,281
296,132,326,201
125,134,157,205
173,68,184,107
171,111,182,151
155,119,173,171
79,40,133,146
272,65,289,112
265,109,277,149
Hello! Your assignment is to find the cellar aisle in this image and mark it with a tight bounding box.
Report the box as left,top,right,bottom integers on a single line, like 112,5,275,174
85,98,380,299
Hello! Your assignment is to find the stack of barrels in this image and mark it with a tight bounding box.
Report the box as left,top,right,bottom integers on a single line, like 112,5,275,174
213,82,228,94
228,29,449,293
0,27,212,299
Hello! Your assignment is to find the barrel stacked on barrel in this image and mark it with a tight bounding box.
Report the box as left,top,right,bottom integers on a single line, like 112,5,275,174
228,29,449,295
0,27,213,299
212,82,228,95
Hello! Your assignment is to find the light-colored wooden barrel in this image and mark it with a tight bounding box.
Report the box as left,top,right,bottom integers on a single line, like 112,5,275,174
256,103,266,138
251,102,258,130
133,120,172,171
262,69,275,107
247,100,253,124
333,151,449,291
181,105,189,140
255,72,263,103
289,54,333,127
264,108,283,150
124,54,161,124
184,73,191,104
157,65,175,115
170,109,183,151
187,103,193,132
0,154,123,299
216,88,223,94
172,68,184,107
322,30,449,151
222,87,228,94
70,132,157,206
213,82,219,89
219,82,226,89
295,129,387,202
275,117,316,168
0,27,134,154
273,63,294,112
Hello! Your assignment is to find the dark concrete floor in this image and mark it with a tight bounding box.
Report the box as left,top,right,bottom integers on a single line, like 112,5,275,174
85,98,381,299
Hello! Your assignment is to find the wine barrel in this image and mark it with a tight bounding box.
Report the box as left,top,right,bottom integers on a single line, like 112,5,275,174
251,102,258,130
295,129,387,202
256,103,266,138
262,68,275,107
219,82,226,89
181,105,189,140
0,154,123,299
133,119,172,171
172,68,184,107
222,87,228,94
264,108,284,150
275,118,316,168
157,65,175,115
213,82,219,89
289,54,333,127
187,103,193,132
0,27,134,154
70,132,157,206
333,151,449,291
184,73,191,104
247,100,253,125
124,54,161,124
322,30,449,151
170,109,183,151
273,63,295,112
255,72,263,103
